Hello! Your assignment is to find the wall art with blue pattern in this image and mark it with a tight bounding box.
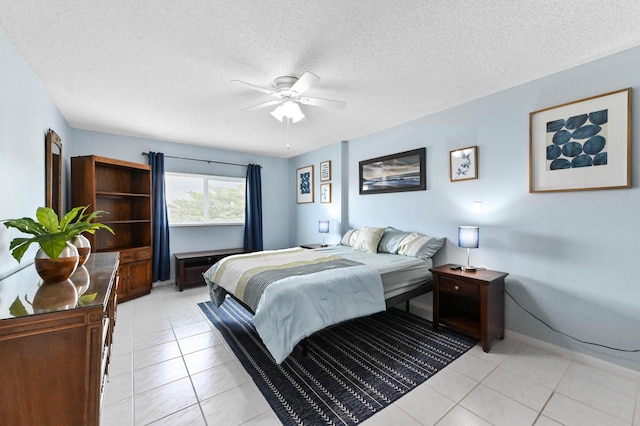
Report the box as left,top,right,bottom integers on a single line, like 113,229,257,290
296,165,314,203
546,109,608,170
299,171,310,194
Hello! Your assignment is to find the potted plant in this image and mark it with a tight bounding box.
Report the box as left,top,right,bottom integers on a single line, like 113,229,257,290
64,205,114,266
3,206,114,282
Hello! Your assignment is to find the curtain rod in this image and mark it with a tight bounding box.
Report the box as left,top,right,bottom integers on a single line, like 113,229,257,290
141,152,260,168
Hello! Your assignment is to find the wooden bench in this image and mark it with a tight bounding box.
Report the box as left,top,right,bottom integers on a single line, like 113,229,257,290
174,248,246,291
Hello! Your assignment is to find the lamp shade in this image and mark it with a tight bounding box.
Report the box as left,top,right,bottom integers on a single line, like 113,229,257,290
271,101,305,123
458,226,479,249
270,105,285,122
318,220,329,233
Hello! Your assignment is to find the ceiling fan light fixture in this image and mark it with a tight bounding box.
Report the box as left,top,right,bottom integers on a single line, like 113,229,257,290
271,100,305,123
270,105,285,122
289,102,305,123
281,99,297,115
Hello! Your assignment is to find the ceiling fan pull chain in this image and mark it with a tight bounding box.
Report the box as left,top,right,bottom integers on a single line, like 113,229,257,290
286,117,291,150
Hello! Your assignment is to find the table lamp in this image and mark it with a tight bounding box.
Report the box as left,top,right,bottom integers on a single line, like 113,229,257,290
458,226,479,271
318,220,329,247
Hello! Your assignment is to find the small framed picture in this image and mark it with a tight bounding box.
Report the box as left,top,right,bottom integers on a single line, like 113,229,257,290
296,165,314,203
320,183,331,203
320,160,331,181
450,146,478,182
529,88,631,193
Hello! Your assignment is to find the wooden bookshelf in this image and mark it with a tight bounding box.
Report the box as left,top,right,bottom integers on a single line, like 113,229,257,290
72,155,153,301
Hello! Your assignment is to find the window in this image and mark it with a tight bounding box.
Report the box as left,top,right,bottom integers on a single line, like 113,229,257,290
165,172,246,226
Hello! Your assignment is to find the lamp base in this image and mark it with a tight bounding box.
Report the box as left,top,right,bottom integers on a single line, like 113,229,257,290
461,266,477,272
320,244,328,247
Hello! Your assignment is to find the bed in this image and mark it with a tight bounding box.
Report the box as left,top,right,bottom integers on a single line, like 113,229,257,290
203,226,444,363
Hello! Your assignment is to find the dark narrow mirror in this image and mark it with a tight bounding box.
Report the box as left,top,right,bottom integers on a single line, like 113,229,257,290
45,129,62,217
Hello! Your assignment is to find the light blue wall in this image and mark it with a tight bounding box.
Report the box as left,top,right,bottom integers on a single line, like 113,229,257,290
340,46,640,370
289,142,343,247
0,26,71,278
68,129,291,282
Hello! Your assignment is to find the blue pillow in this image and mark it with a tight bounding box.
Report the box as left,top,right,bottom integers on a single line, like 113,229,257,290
378,227,412,254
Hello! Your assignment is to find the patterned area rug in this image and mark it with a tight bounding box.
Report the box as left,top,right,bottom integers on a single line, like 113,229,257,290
199,298,477,426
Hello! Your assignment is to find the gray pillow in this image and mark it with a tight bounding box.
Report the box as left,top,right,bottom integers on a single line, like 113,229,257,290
397,232,445,259
378,227,412,254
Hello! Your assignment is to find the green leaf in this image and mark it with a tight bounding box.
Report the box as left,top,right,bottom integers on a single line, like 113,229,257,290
9,239,34,262
33,232,68,259
60,206,86,231
9,237,33,250
84,210,108,223
78,292,98,307
93,222,114,235
65,208,114,237
9,296,29,317
36,207,60,233
3,217,47,236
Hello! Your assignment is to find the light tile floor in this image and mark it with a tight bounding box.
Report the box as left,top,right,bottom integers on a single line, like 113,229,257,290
102,284,640,426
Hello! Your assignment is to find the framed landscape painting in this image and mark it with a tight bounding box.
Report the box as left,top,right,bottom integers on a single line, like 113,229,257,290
359,148,426,195
529,88,631,193
296,165,314,203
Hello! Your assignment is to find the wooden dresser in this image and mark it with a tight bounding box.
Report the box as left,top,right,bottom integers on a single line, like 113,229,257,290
0,252,119,425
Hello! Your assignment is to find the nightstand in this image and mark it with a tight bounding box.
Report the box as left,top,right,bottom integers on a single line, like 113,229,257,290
430,264,508,352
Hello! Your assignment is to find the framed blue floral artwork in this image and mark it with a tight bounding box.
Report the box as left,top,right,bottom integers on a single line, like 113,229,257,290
530,88,631,193
450,146,478,182
296,165,314,203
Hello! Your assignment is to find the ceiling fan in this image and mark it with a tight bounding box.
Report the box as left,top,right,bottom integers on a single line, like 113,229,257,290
231,72,346,123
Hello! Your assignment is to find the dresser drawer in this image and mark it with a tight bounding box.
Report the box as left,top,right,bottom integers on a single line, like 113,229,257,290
439,276,479,299
119,247,152,263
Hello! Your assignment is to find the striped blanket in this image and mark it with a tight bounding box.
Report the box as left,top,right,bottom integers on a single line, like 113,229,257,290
203,248,385,363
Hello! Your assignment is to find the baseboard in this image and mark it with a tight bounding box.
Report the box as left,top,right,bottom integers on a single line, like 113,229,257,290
506,329,640,381
152,279,174,288
407,299,640,379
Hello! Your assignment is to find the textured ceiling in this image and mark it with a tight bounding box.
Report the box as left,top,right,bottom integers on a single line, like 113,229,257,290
1,1,639,158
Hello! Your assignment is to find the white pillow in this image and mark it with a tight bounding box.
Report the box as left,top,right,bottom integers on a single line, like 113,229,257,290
352,226,386,253
340,229,360,246
397,232,445,259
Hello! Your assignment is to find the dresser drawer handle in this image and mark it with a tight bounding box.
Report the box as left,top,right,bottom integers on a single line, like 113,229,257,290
140,252,149,257
454,285,460,291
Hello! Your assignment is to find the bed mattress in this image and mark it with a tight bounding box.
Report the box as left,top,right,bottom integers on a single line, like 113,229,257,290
313,245,433,299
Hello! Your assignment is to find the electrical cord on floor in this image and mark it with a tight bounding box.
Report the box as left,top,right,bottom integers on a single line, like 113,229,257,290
504,289,640,353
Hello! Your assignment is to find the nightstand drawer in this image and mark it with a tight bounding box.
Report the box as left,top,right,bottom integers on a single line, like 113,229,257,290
439,276,478,299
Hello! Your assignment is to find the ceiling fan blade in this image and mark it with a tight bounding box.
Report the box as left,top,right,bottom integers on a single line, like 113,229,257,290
290,72,319,95
231,80,279,97
299,96,347,110
241,99,282,111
